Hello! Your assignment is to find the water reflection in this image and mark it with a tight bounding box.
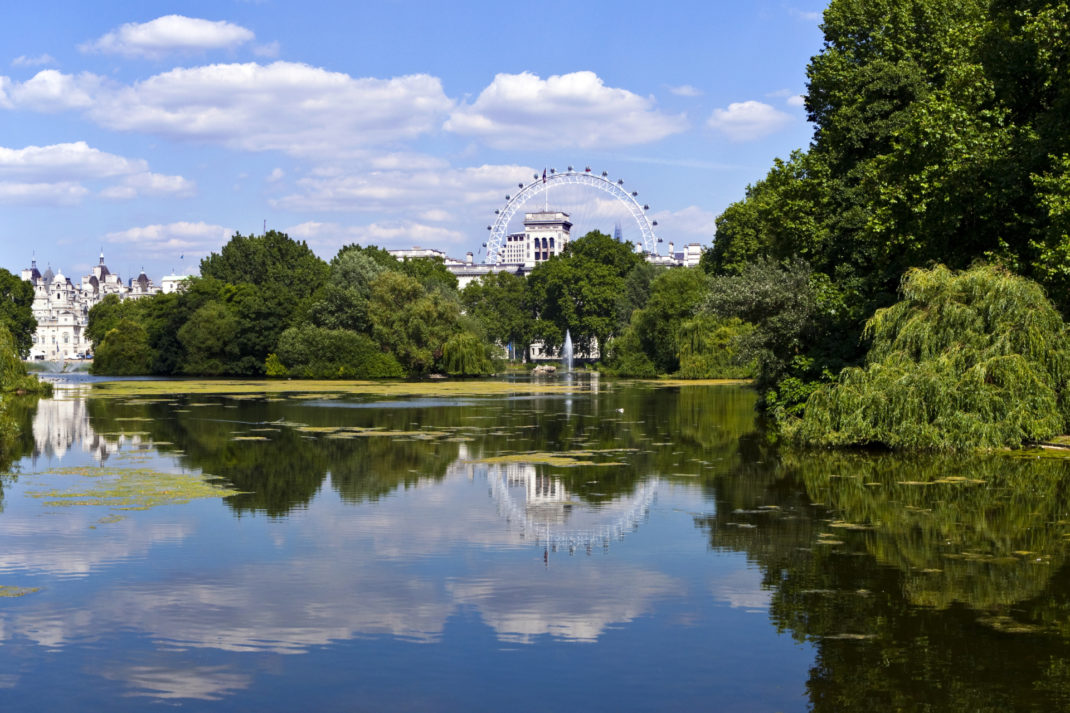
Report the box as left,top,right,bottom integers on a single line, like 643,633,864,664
10,380,1070,710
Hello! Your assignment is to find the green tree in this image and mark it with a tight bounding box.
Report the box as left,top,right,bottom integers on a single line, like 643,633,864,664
0,324,50,393
461,270,533,359
90,319,153,376
0,269,37,357
369,272,464,375
177,301,241,376
790,264,1070,449
274,324,405,378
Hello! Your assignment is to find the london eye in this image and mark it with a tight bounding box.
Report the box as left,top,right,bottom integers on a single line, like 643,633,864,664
482,167,660,265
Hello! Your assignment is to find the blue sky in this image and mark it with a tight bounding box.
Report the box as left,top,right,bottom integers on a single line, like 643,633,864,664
0,0,827,282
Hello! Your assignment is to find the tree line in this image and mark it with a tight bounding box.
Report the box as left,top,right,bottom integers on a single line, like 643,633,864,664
85,229,748,381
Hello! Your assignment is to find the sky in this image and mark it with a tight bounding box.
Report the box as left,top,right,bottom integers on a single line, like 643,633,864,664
0,0,828,282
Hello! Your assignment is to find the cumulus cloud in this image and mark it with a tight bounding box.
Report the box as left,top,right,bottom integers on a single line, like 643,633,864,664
80,15,255,58
274,162,532,214
103,221,232,255
0,63,450,157
266,167,284,182
3,70,97,112
252,41,280,58
0,141,193,202
668,84,702,97
707,100,793,141
786,94,805,107
446,71,687,149
11,54,56,67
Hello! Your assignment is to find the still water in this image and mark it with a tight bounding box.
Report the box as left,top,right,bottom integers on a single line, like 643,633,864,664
2,377,1070,711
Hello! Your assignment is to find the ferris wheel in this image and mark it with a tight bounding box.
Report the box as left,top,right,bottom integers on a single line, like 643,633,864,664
482,167,660,265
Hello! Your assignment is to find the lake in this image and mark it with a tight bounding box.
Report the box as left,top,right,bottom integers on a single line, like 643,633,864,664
2,376,1070,711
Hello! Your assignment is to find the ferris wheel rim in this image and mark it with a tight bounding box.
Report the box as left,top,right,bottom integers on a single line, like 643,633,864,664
483,169,659,265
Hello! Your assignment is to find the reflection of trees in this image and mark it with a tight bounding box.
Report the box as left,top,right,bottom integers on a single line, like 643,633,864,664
0,395,40,510
697,447,1070,712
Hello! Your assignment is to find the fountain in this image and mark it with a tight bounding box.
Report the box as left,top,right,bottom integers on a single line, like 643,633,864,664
562,330,574,372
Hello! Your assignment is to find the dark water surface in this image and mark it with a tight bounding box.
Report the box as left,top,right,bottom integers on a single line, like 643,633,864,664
2,377,1070,711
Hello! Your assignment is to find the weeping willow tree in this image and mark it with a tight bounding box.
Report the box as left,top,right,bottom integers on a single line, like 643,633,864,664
440,331,494,376
789,265,1070,450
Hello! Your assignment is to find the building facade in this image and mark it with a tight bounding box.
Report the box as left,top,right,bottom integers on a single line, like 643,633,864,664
21,253,174,360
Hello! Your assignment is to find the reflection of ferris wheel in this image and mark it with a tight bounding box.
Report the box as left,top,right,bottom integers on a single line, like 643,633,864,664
484,464,659,554
483,167,660,265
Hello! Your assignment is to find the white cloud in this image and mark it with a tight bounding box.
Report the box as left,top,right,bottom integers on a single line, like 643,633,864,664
286,219,467,252
707,100,793,141
275,162,532,214
81,15,255,58
87,63,451,157
5,70,97,112
0,142,193,201
0,142,144,179
446,71,687,149
786,94,805,107
11,54,56,68
103,221,232,255
668,84,702,97
266,167,284,182
0,181,88,205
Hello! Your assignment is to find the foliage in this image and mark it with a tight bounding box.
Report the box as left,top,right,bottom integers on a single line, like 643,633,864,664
676,315,755,379
86,294,142,349
369,272,464,375
0,324,50,394
460,270,533,359
304,248,387,333
790,264,1070,449
0,269,36,358
440,331,494,376
527,231,639,354
90,319,154,375
177,301,241,376
274,325,404,379
200,230,328,295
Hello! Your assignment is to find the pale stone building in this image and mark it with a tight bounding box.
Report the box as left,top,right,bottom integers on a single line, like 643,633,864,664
21,253,167,360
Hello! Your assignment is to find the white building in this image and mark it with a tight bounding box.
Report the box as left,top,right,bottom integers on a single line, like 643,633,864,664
502,211,572,268
21,253,166,360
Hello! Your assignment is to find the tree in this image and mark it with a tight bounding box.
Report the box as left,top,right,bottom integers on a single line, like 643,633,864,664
0,269,37,358
790,264,1070,449
86,294,141,348
461,270,533,359
0,324,50,393
274,325,405,378
369,272,464,375
304,247,387,333
177,301,241,375
91,319,153,376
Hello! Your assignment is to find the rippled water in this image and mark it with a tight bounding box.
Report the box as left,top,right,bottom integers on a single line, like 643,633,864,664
2,377,1070,711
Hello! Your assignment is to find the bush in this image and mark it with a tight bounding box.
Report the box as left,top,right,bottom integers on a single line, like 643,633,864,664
675,315,755,379
90,319,154,376
275,325,405,379
789,265,1070,450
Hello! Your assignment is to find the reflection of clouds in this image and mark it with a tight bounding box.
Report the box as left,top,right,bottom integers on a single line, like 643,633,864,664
710,568,771,611
101,665,250,701
87,560,455,652
0,514,190,578
450,564,678,643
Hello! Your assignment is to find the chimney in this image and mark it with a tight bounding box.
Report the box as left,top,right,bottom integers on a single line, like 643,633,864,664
668,242,675,256
466,251,474,264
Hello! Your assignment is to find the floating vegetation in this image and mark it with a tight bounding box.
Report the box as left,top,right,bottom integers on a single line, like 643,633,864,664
976,615,1043,634
0,586,40,598
27,466,242,510
828,521,872,530
232,436,271,441
472,452,626,467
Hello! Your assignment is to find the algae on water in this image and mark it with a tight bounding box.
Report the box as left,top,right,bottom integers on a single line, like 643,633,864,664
28,466,243,510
